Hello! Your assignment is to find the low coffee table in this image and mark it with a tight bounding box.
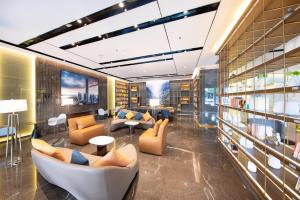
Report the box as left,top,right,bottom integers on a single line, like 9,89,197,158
125,120,139,135
89,136,115,156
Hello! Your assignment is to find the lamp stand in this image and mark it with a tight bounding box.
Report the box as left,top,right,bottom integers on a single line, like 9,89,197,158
6,112,22,167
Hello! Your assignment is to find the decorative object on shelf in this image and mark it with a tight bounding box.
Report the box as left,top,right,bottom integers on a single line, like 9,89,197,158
286,101,300,116
288,71,300,86
273,101,284,114
265,132,281,145
239,136,254,149
252,124,273,141
295,177,300,192
247,161,257,173
293,143,300,159
0,99,27,167
268,154,281,169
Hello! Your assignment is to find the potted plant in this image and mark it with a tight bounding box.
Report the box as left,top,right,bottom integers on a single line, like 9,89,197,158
288,71,300,86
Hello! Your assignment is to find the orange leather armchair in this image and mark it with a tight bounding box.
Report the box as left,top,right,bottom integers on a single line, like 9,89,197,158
68,115,105,145
139,119,169,155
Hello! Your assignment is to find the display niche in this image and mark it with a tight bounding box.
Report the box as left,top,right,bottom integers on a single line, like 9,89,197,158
218,0,300,199
115,80,128,109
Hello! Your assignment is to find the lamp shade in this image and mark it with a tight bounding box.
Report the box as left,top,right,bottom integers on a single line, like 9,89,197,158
149,99,160,107
0,99,28,113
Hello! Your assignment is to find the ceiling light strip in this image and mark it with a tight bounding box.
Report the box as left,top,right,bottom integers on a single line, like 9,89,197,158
60,2,219,50
125,73,192,79
100,47,203,65
96,58,173,70
19,0,156,47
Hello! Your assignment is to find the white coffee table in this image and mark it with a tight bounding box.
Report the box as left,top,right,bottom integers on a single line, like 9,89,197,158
125,120,139,135
89,136,115,156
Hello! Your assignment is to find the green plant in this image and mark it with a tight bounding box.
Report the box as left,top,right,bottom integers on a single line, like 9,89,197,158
256,73,267,79
288,71,300,76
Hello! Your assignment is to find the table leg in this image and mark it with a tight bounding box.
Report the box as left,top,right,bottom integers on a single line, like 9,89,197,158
97,145,107,156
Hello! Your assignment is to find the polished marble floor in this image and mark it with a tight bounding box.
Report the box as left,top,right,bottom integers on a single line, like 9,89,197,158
0,115,257,200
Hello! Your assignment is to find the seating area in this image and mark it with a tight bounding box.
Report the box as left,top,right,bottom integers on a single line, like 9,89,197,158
2,0,295,199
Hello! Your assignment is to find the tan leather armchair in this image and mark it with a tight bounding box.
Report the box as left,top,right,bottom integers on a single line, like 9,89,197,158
139,119,169,155
68,115,105,145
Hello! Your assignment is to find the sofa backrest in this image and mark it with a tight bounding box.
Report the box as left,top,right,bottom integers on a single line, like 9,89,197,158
157,119,169,146
68,115,96,131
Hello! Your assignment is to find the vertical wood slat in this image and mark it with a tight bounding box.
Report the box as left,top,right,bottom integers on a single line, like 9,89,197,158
35,57,107,134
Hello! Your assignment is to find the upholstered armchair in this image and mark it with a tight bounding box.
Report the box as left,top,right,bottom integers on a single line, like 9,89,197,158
139,119,169,155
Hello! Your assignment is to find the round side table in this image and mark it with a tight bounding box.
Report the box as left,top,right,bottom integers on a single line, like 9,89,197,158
89,136,115,156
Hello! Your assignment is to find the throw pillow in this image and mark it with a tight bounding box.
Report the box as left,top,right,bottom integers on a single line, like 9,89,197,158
143,111,152,121
118,111,126,119
153,119,163,136
161,109,170,119
76,115,96,130
71,149,89,165
134,112,143,120
92,148,131,167
31,139,65,161
126,111,135,120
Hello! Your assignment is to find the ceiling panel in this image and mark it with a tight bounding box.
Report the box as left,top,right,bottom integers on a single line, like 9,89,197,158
157,0,219,17
173,50,201,74
0,0,121,44
101,59,176,78
29,42,100,69
165,11,216,51
46,2,161,47
67,25,170,65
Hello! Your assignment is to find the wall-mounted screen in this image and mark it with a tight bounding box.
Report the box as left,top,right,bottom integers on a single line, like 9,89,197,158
60,70,99,105
146,80,170,105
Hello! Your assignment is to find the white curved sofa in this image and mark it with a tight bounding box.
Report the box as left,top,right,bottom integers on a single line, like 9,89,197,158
31,144,138,200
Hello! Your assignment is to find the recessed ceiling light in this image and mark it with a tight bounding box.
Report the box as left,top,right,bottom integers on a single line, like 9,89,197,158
124,8,127,12
134,24,138,28
98,35,102,39
183,10,188,14
119,2,124,8
66,24,72,28
77,19,82,24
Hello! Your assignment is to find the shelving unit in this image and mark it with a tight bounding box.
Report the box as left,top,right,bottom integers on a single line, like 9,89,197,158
179,80,193,114
218,0,300,199
129,84,140,108
115,80,128,109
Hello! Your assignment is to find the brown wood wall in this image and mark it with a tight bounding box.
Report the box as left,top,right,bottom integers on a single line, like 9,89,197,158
35,57,107,133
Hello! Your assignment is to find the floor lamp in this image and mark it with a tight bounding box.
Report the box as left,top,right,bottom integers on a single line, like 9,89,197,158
0,99,28,167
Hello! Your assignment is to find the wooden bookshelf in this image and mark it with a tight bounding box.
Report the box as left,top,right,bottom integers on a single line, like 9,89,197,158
218,0,300,199
115,80,128,109
129,84,140,108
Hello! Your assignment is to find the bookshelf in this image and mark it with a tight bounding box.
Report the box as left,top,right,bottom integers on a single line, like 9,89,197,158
115,80,128,109
218,0,300,199
129,84,140,108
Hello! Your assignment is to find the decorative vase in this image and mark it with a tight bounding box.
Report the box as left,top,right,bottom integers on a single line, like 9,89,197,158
247,161,257,173
268,155,281,169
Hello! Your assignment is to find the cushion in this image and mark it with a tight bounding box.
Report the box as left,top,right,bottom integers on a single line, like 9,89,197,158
118,111,126,119
76,116,96,130
161,109,170,118
92,148,131,167
153,119,163,136
134,112,143,120
71,149,89,165
143,111,152,121
31,139,65,161
126,111,135,120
